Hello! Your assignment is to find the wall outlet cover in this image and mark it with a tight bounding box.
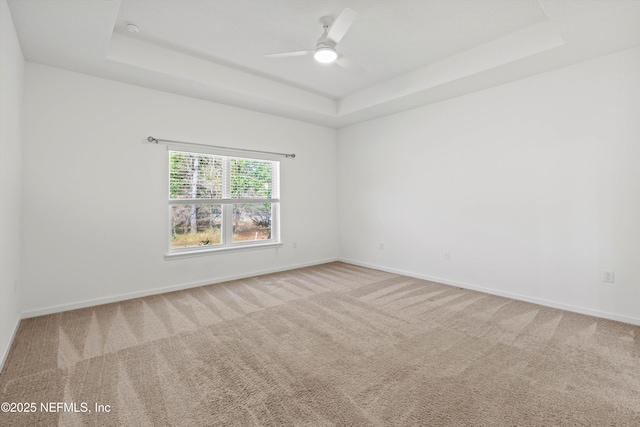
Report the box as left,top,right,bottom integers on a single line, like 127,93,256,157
604,271,615,283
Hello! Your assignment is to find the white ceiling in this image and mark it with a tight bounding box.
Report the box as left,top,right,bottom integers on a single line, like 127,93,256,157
7,0,640,128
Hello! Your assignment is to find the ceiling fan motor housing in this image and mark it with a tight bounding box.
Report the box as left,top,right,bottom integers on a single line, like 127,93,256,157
314,24,338,63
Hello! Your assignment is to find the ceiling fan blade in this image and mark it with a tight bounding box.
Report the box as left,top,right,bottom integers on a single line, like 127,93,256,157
335,55,365,74
264,50,314,58
326,8,357,44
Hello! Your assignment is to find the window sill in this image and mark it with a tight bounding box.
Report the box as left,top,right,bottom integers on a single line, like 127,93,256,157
164,242,283,260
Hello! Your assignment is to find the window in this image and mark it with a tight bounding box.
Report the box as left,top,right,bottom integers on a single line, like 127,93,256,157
168,149,280,256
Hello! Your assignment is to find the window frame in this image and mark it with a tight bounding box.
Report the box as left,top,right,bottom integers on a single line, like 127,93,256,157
165,147,281,260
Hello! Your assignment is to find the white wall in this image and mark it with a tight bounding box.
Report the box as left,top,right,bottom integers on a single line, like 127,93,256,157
0,0,24,367
13,35,640,328
22,63,338,315
338,47,640,325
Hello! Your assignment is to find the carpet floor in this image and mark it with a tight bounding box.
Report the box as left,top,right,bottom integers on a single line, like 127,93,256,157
1,262,639,426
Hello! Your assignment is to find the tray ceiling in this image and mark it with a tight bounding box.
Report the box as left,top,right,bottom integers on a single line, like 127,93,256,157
7,0,640,127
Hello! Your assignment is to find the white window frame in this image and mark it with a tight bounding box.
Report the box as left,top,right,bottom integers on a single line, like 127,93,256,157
165,147,281,260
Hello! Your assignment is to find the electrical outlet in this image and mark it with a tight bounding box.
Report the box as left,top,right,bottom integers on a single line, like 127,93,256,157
444,250,451,260
604,271,615,283
293,242,297,249
379,243,384,250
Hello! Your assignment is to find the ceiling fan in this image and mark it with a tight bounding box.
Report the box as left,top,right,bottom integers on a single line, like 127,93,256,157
264,8,365,74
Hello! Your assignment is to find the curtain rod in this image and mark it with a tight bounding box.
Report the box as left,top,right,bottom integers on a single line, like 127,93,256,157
147,136,296,158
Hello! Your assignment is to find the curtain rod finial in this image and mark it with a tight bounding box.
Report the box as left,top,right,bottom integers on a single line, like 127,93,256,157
147,136,158,143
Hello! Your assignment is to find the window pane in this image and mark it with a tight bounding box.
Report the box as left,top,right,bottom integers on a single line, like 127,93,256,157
170,151,222,199
230,158,273,199
171,204,222,248
232,203,272,242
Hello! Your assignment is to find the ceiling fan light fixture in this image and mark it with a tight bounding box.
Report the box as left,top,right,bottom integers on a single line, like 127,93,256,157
314,47,337,63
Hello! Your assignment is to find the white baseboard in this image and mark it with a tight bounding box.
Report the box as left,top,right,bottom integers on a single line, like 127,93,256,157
21,258,338,319
339,258,640,327
0,315,21,374
19,256,640,326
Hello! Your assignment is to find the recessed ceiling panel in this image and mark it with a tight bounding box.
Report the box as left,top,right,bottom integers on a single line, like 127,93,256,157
7,0,640,128
114,0,548,98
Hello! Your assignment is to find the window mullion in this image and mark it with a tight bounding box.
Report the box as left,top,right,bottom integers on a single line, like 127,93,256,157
222,157,230,199
222,204,233,245
222,158,232,245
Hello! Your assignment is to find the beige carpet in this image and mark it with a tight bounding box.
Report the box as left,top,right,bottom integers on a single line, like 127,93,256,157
1,262,639,426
